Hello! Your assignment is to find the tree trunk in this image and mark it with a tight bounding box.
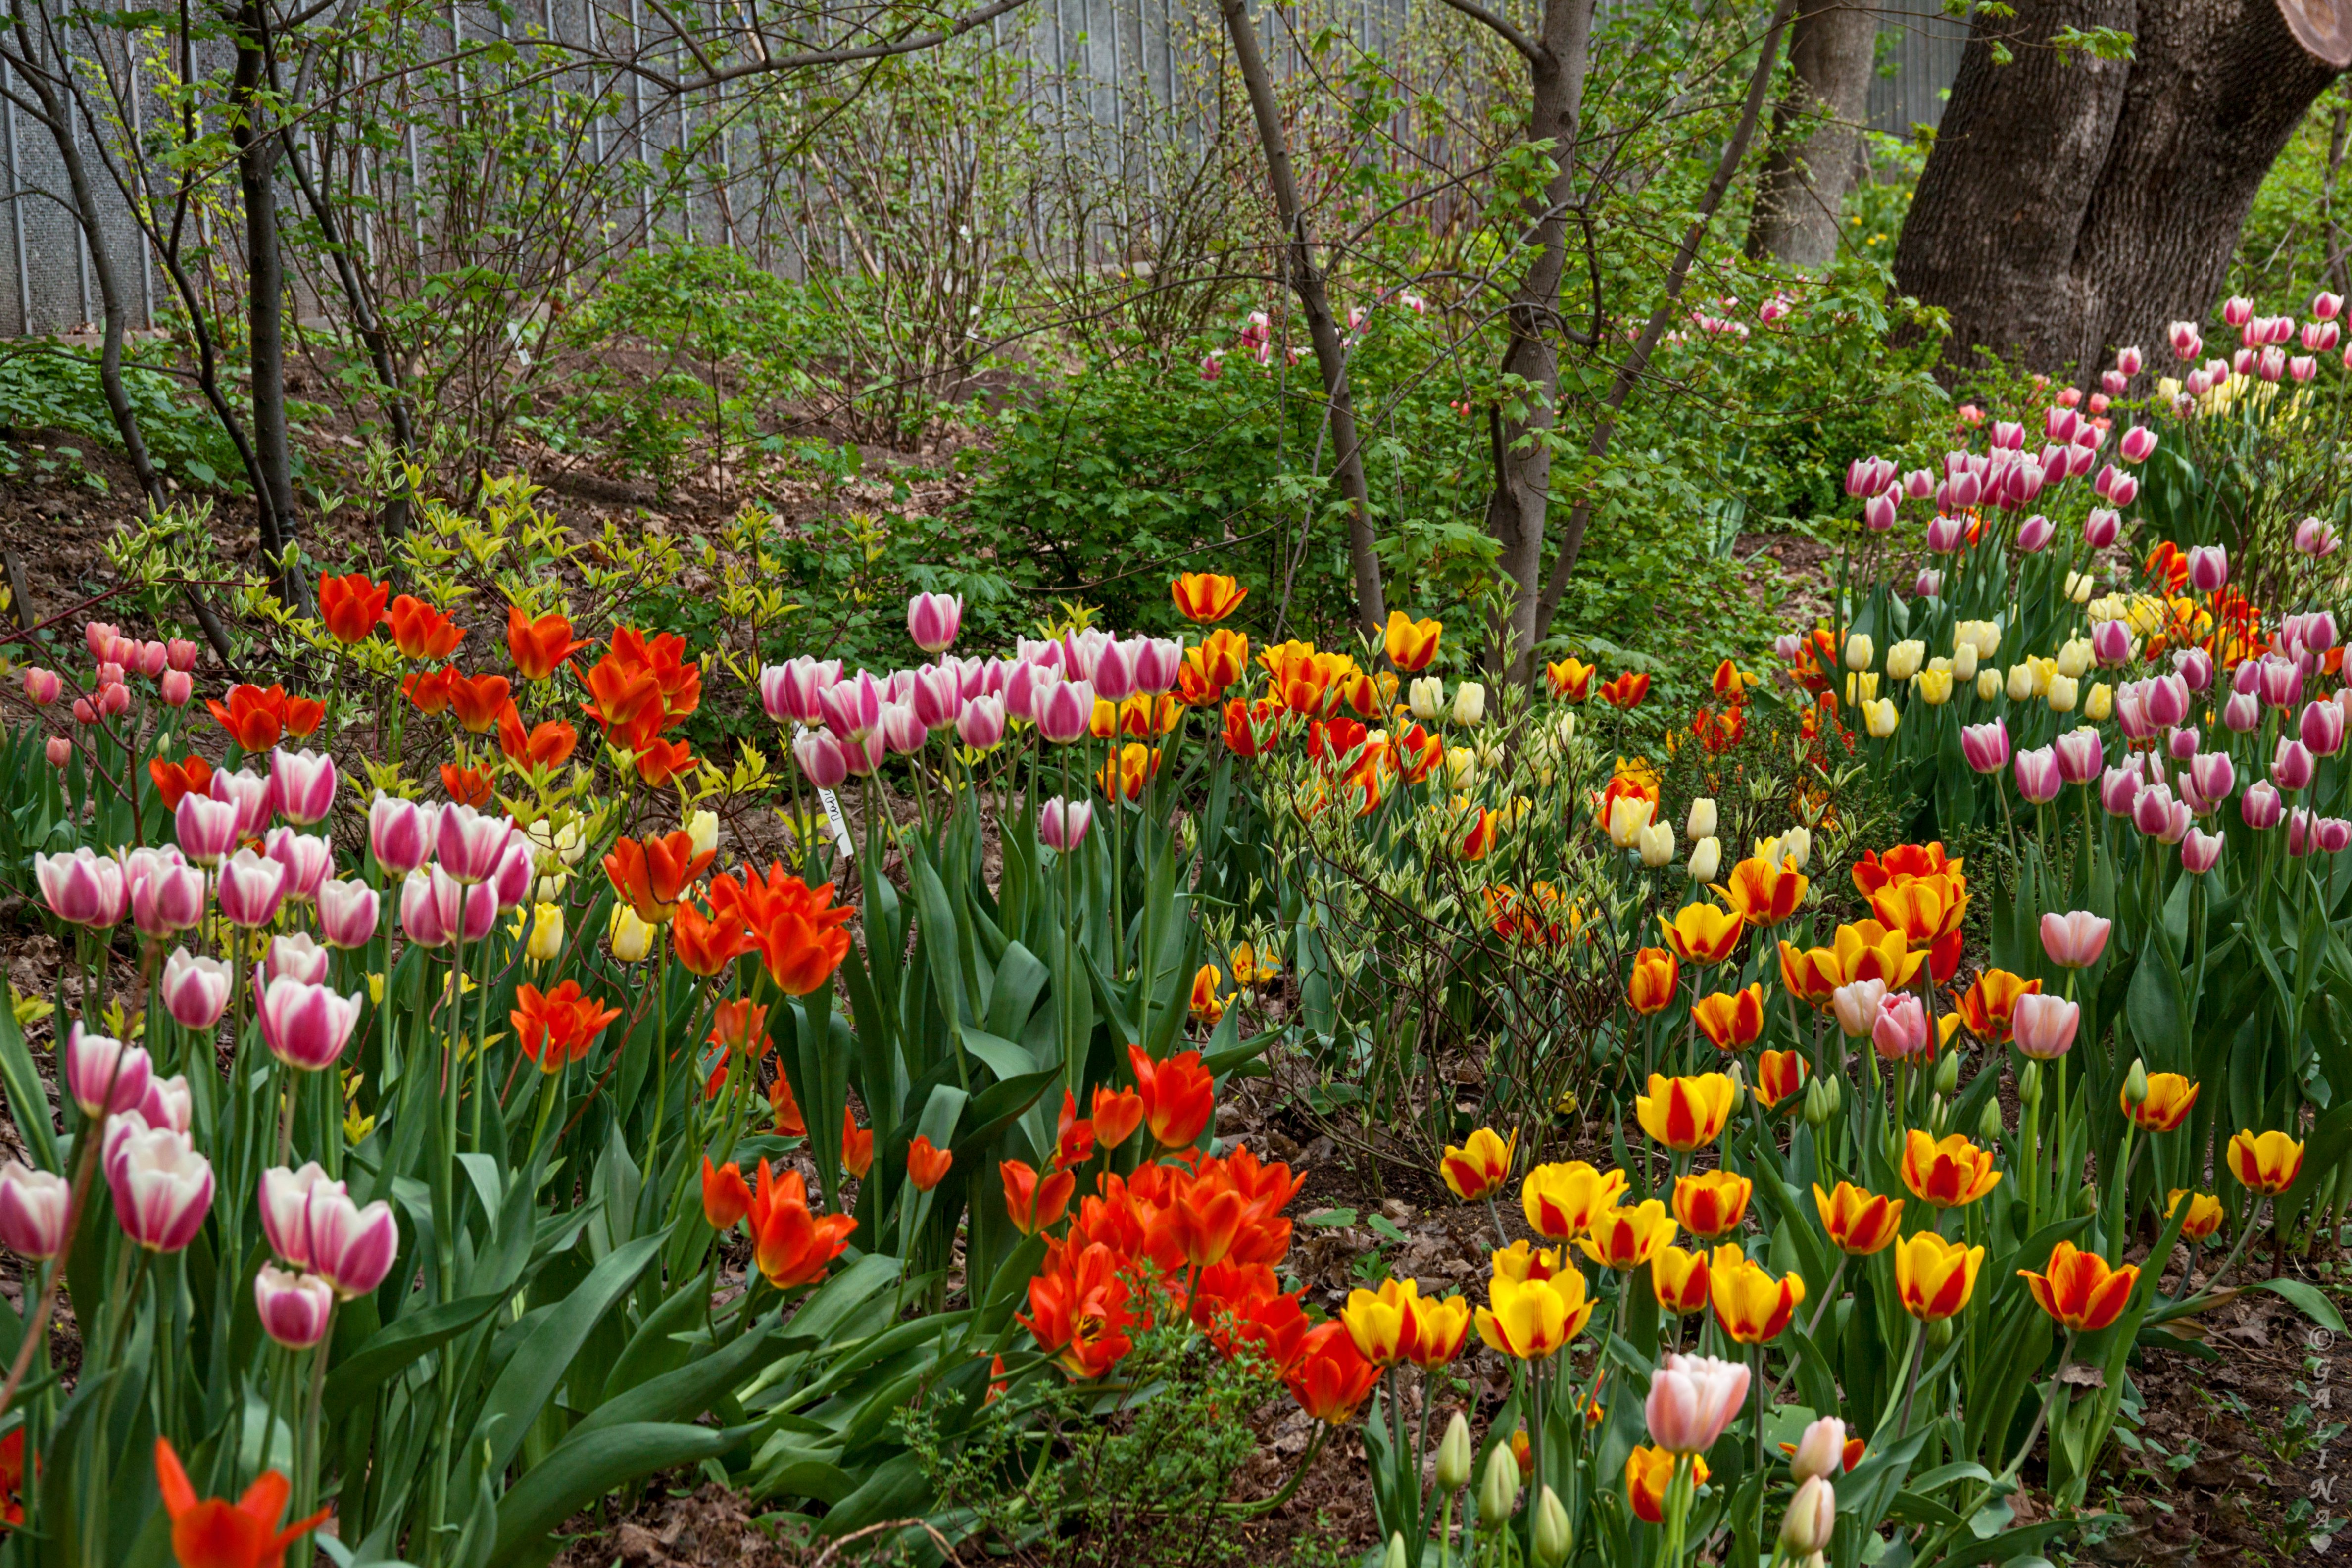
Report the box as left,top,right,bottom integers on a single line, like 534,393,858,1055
1746,2,1878,267
1218,0,1387,638
1484,0,1595,678
227,0,306,607
1,14,161,501
1894,0,2349,384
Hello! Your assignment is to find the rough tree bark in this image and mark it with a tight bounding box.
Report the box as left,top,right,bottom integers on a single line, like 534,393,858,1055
1746,1,1878,267
0,12,161,502
1894,0,2351,384
1431,0,1596,676
1218,0,1387,637
227,0,307,608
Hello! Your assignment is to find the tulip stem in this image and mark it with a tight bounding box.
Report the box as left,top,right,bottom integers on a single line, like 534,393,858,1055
1895,1314,1928,1435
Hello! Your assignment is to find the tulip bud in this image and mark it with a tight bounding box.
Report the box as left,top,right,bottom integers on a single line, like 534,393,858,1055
1686,797,1717,839
1435,1412,1473,1492
2124,1058,2149,1106
1928,1315,1956,1350
1382,1534,1407,1568
1533,1487,1571,1567
1978,1096,2005,1145
2077,1184,2101,1217
1779,1475,1837,1556
1479,1442,1520,1527
1804,1076,1832,1127
2018,1059,2043,1109
1934,1051,1960,1097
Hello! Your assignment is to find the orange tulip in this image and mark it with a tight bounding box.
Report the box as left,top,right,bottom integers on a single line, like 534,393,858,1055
907,1135,954,1192
206,684,291,752
629,734,697,787
1672,1170,1752,1239
2126,1073,2199,1132
1285,1321,1380,1421
700,1000,771,1098
670,902,746,977
154,1436,330,1568
2169,1189,2224,1240
1003,1158,1076,1235
1545,657,1595,701
1635,1072,1737,1152
2020,1240,2139,1332
1599,671,1650,709
1709,1244,1804,1343
506,603,591,681
1172,572,1248,624
1628,946,1680,1014
1189,964,1227,1024
149,754,215,811
1023,1239,1136,1379
841,1110,874,1180
1813,1181,1904,1255
510,980,621,1072
1901,1129,2002,1208
603,831,714,923
726,864,854,996
1691,984,1766,1051
1715,855,1807,927
317,571,388,644
1777,940,1843,1007
1091,1085,1145,1151
1383,611,1442,672
442,672,511,734
1850,842,1962,896
1651,1245,1711,1315
1221,696,1285,757
1096,741,1162,802
386,594,463,660
768,1072,806,1138
1659,902,1744,966
702,1157,752,1230
1130,1043,1214,1149
1868,872,1968,948
2226,1129,2305,1194
495,703,578,770
403,667,458,716
439,764,493,809
746,1158,856,1288
1951,969,2040,1043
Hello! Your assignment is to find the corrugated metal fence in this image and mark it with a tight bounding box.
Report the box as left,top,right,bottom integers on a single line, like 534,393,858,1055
0,1,1970,340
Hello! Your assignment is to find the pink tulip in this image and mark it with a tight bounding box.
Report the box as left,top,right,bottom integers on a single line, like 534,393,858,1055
435,804,514,884
436,866,498,943
2307,319,2342,352
1036,678,1096,744
2296,517,2341,558
2040,911,2111,969
840,731,888,777
816,670,886,741
258,976,362,1072
162,949,232,1030
2099,766,2144,817
489,838,533,912
1912,570,1942,599
1873,992,1930,1061
2257,655,2304,711
0,1162,71,1260
1039,795,1094,851
1002,660,1059,723
1790,1416,1849,1483
399,869,455,947
793,729,850,788
910,663,961,731
2223,690,2262,733
264,828,334,905
1960,719,2010,775
164,638,197,671
1090,641,1139,703
2145,674,2190,729
2045,407,2078,444
1925,515,1967,553
305,1186,398,1299
2223,296,2254,327
208,768,274,837
21,667,61,706
2185,545,2228,594
2232,347,2257,376
2318,818,2352,854
2273,737,2317,791
2107,473,2138,507
2133,783,2187,842
2290,808,2317,858
97,680,131,718
956,695,1007,750
67,1025,151,1118
105,1116,212,1253
368,793,434,876
1991,421,2024,451
1863,492,1898,532
2168,321,2203,359
2242,781,2284,829
2302,699,2346,755
2052,728,2103,785
2087,619,2132,668
137,1073,190,1135
43,737,70,769
160,669,193,707
1945,470,1982,510
1646,1353,1750,1455
216,847,289,928
876,701,923,757
1827,978,1887,1041
260,1163,338,1268
317,878,381,949
2082,508,2121,549
267,748,337,826
2189,751,2236,803
906,592,964,654
260,932,332,988
2118,425,2156,463
2172,646,2213,691
2013,746,2063,803
1843,457,1894,497
2114,344,2145,375
2292,355,2318,382
1133,638,1182,695
2011,994,2080,1061
2181,827,2225,873
758,656,841,724
255,1265,334,1348
35,846,128,928
1903,468,1935,499
2016,514,2055,553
